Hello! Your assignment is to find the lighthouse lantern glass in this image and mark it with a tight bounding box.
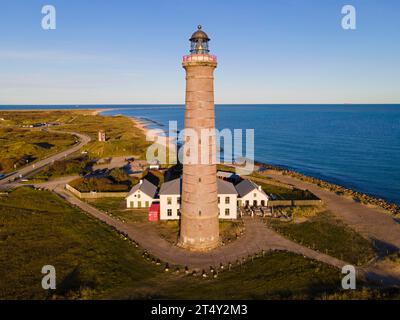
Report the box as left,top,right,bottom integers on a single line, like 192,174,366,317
190,39,209,54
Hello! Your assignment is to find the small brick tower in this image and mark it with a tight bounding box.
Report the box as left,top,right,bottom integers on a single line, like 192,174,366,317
98,130,106,142
178,26,219,251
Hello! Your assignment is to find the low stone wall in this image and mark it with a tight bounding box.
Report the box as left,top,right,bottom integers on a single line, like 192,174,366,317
244,176,294,189
268,200,292,207
65,184,128,199
268,199,323,207
293,199,323,206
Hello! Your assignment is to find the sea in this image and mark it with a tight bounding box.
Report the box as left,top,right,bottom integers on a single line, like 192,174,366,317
1,104,399,206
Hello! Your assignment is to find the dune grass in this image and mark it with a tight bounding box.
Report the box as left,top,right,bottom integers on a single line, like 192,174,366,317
0,110,150,174
267,211,376,265
0,187,162,299
0,127,76,173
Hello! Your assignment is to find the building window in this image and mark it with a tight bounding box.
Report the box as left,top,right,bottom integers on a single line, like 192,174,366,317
225,197,230,204
167,209,172,216
237,200,242,207
177,209,180,216
137,193,141,199
261,200,265,206
138,201,142,208
177,197,181,204
253,200,257,207
145,201,149,208
254,193,257,198
225,208,230,216
218,197,220,204
167,197,172,205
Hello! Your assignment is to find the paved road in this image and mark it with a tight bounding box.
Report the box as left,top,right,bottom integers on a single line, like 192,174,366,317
263,171,400,254
0,131,91,187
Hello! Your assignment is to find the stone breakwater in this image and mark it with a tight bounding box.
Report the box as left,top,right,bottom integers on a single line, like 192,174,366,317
258,163,400,217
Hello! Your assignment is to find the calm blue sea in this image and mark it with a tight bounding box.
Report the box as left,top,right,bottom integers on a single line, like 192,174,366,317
1,104,400,206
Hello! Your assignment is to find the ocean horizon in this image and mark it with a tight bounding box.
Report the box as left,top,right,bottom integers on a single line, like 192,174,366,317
1,104,400,206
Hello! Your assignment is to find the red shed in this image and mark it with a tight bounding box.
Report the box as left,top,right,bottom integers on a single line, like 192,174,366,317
148,203,160,222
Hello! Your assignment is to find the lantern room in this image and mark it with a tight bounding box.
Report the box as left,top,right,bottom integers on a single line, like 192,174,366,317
190,25,210,54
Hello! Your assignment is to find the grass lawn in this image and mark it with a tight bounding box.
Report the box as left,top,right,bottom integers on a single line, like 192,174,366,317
2,187,396,300
256,180,319,200
86,198,245,245
267,211,377,266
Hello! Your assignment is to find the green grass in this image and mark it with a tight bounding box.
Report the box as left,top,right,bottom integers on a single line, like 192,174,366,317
86,198,244,245
117,251,342,300
69,169,139,192
53,113,149,159
86,198,148,223
0,187,163,299
267,211,377,265
257,181,319,200
0,127,76,173
0,110,150,164
1,187,393,300
32,155,91,181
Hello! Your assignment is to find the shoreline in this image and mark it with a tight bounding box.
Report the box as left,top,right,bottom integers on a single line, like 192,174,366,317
257,163,400,217
2,108,399,216
111,113,400,217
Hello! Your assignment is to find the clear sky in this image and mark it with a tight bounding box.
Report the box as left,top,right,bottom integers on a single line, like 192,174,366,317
0,0,399,105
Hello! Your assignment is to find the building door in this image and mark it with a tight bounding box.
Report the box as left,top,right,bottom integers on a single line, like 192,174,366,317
130,201,134,208
253,200,257,207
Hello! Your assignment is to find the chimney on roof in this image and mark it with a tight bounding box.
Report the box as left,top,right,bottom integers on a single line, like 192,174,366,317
258,185,262,191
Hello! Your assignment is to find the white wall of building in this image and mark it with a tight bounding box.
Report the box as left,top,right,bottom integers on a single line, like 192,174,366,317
218,194,238,220
159,193,238,220
238,187,269,207
126,190,154,208
159,194,181,220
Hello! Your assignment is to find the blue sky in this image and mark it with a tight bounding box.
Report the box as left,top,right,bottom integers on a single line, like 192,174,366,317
0,0,399,104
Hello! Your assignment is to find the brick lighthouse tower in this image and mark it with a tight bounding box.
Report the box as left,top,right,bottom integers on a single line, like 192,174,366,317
178,25,219,251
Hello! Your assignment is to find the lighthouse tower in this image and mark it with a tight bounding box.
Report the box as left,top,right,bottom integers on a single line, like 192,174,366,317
178,26,219,251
